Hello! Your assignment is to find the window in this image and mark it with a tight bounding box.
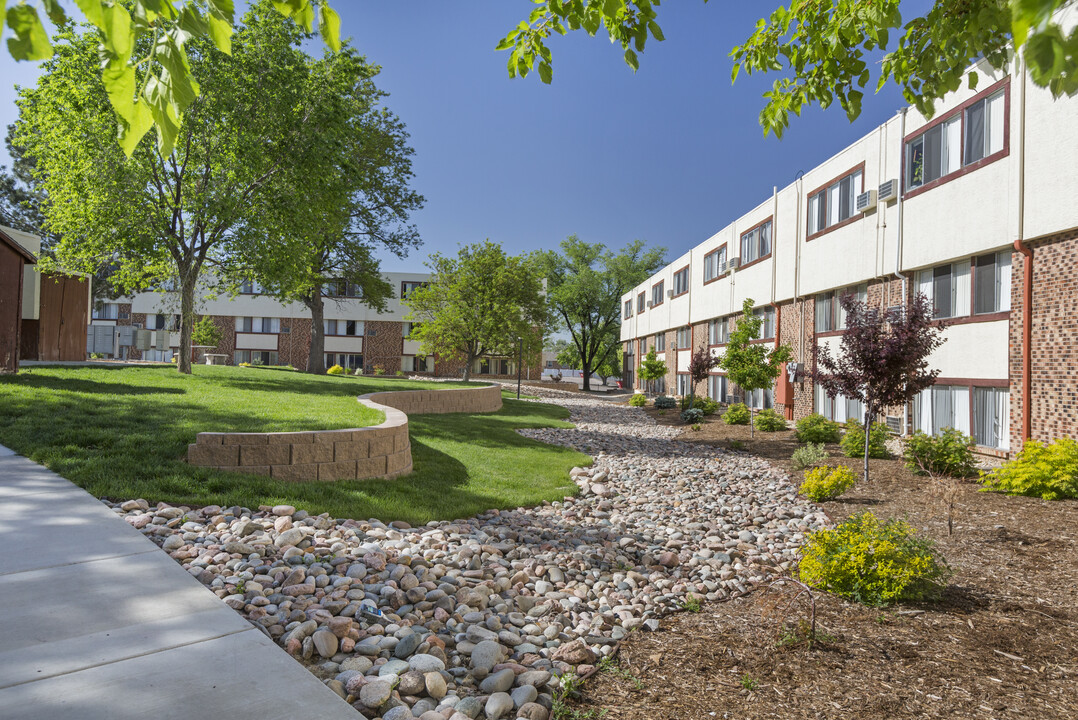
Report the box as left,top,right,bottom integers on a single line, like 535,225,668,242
637,292,646,313
655,333,665,352
401,355,430,373
401,281,426,299
708,374,727,404
402,322,419,338
236,350,280,366
906,89,1005,191
624,299,633,319
753,307,776,340
808,168,863,236
92,302,119,320
324,353,363,370
964,90,1005,165
745,387,774,410
709,318,728,345
740,220,772,264
974,250,1012,315
704,246,727,282
917,261,971,319
677,374,692,396
815,385,864,423
325,280,363,298
475,358,512,375
324,319,364,337
645,376,666,394
973,387,1009,449
673,266,689,296
152,314,181,331
815,284,868,332
651,281,665,307
236,317,281,334
239,279,261,294
913,385,970,436
676,327,691,349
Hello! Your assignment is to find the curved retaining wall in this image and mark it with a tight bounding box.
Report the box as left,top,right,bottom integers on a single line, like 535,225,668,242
186,383,502,482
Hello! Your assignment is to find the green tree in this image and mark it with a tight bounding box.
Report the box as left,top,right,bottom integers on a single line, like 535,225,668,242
404,241,548,382
226,47,423,375
498,1,1078,137
637,346,668,394
595,345,622,386
3,0,341,156
191,315,222,348
719,298,793,437
14,5,332,374
536,235,665,392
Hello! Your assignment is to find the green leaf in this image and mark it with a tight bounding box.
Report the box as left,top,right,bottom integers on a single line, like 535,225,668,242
538,61,552,84
117,98,153,156
648,20,664,42
318,3,341,52
6,4,53,61
100,2,134,62
208,0,235,24
41,0,68,25
102,61,137,122
624,47,638,72
207,8,234,55
968,72,979,90
74,0,105,29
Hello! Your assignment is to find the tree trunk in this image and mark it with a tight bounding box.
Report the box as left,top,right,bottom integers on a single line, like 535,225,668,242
581,359,592,391
177,274,196,374
863,407,872,482
306,286,326,375
462,353,473,381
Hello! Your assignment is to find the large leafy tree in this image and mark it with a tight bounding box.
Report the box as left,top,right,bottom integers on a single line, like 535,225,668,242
537,235,665,392
14,4,331,373
812,292,945,481
404,241,548,382
499,1,1078,136
720,298,793,437
227,47,423,375
4,0,341,156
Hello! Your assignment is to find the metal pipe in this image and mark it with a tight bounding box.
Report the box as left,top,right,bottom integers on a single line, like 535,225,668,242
1015,57,1032,445
895,107,909,436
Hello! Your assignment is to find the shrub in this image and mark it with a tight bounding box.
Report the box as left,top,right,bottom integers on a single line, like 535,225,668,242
628,393,647,407
791,442,828,471
238,361,251,367
681,396,719,415
799,465,857,502
980,438,1078,500
326,364,346,375
904,429,978,478
795,413,841,444
840,419,890,459
799,511,950,606
723,402,750,425
755,408,787,432
373,365,386,376
654,395,677,409
396,370,406,377
681,408,704,424
353,367,364,376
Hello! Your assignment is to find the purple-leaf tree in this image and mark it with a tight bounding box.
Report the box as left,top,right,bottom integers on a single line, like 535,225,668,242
812,292,945,481
687,345,720,411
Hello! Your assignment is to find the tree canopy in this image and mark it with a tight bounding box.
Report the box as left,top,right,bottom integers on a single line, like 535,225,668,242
14,4,343,373
719,298,793,436
498,0,1078,136
3,0,341,156
536,235,665,391
403,241,548,382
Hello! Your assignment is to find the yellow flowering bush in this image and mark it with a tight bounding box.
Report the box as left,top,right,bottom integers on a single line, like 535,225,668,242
326,364,346,375
799,512,950,606
980,438,1078,500
799,465,857,502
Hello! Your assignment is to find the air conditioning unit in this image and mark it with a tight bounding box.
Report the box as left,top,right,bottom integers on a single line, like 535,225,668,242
727,257,741,270
885,415,902,433
856,189,877,213
878,178,899,203
646,300,653,308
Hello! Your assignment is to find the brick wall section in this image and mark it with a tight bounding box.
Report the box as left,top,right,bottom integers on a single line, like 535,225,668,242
278,317,311,369
780,297,816,421
1010,228,1078,452
365,320,404,373
186,383,502,482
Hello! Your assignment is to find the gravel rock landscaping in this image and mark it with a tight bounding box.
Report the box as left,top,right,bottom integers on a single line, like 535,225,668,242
110,386,827,719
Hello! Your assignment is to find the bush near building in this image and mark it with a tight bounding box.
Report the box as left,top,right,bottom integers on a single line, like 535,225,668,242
981,438,1078,500
722,403,751,425
903,428,978,478
840,419,890,459
799,465,857,502
795,413,842,444
755,408,787,432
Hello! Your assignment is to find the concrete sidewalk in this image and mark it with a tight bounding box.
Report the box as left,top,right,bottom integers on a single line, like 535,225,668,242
0,445,358,720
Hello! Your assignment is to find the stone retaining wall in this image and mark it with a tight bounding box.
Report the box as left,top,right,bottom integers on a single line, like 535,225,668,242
186,383,501,482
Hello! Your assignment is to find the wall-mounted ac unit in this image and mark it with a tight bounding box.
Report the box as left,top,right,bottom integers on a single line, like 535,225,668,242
666,289,674,299
856,189,877,213
646,300,653,308
885,415,902,433
878,178,898,203
727,257,741,270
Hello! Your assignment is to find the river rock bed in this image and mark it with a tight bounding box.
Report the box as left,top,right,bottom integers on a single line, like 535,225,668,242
110,387,827,720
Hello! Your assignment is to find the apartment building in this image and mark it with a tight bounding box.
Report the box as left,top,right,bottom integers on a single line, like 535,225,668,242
90,272,543,380
621,9,1078,458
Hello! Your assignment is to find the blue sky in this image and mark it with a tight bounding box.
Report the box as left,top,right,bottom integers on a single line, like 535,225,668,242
0,1,930,272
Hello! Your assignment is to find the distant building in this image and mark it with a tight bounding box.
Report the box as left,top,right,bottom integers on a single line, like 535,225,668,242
0,227,36,373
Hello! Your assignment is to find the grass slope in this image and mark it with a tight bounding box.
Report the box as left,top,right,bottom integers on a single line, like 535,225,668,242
0,365,588,523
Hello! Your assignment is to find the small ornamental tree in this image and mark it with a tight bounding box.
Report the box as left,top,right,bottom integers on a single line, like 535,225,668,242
637,347,668,394
687,346,720,409
191,316,223,349
720,298,793,437
812,292,945,482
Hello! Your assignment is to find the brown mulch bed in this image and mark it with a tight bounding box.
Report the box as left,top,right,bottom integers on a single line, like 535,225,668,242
569,406,1078,719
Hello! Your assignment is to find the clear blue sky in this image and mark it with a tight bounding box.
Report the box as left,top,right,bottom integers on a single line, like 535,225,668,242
0,1,931,272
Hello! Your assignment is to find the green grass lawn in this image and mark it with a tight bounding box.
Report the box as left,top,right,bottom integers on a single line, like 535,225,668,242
0,365,589,523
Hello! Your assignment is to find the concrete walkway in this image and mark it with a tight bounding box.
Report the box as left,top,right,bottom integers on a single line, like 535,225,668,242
0,445,358,720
